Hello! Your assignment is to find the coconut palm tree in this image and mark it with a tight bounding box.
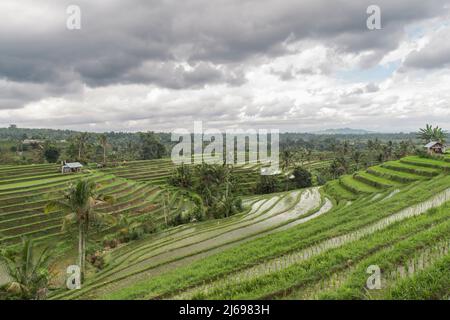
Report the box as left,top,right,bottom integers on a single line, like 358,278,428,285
432,126,447,144
75,132,89,160
418,124,447,143
351,150,364,170
212,168,241,218
383,141,394,161
117,214,142,242
280,149,294,171
418,124,434,143
397,140,413,158
0,238,51,300
168,163,193,188
195,163,225,207
45,179,115,281
98,134,108,165
342,141,351,156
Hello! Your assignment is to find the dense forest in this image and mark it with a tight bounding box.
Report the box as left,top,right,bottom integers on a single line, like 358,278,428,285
0,125,426,164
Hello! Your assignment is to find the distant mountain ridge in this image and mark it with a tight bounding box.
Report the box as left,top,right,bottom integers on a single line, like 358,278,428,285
313,128,376,135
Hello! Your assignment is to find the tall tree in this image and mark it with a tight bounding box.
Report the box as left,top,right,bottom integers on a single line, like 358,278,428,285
291,166,313,189
432,126,446,144
351,150,364,170
98,134,108,165
139,132,166,160
45,180,115,281
75,132,89,160
418,124,447,143
168,163,194,188
43,144,60,163
418,124,434,143
280,149,294,171
342,140,351,156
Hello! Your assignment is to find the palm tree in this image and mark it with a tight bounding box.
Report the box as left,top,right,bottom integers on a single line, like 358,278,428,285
432,126,446,144
342,141,351,156
0,238,51,300
351,150,364,170
117,214,141,241
418,124,434,143
397,140,412,158
280,149,295,191
329,158,347,179
75,132,89,160
367,140,375,152
212,168,241,218
168,164,193,188
383,141,394,161
195,163,225,207
45,180,115,281
98,134,108,165
299,148,308,166
280,149,294,171
418,124,447,143
305,149,313,163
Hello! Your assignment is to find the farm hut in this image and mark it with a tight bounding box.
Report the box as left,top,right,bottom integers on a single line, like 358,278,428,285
423,141,446,155
61,161,83,174
22,139,44,145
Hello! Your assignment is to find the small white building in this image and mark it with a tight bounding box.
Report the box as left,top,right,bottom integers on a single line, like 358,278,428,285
22,139,44,145
61,161,83,174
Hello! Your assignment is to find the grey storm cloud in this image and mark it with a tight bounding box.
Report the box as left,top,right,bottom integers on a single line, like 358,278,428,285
0,0,447,91
404,27,450,70
1,0,450,132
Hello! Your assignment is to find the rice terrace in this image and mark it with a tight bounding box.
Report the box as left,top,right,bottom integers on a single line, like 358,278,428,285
0,0,450,311
0,124,449,301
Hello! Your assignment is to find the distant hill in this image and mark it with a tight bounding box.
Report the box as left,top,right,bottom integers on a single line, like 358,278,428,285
313,128,376,135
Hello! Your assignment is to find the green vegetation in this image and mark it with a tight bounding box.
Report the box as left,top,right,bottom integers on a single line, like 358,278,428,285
45,180,116,280
417,124,447,144
0,125,449,301
0,238,51,300
46,154,449,300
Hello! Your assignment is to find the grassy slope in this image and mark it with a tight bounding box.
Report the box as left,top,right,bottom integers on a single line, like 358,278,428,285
2,156,449,299
98,174,450,300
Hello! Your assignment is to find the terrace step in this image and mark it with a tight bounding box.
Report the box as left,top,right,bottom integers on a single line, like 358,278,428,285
400,157,450,170
0,217,62,237
339,176,380,194
0,212,65,230
0,173,95,193
0,173,110,199
0,208,62,222
382,161,440,177
0,225,62,245
367,166,425,183
354,171,399,189
324,180,357,202
97,186,158,213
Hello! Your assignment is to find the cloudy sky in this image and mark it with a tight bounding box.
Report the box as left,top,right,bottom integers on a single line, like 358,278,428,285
0,0,449,133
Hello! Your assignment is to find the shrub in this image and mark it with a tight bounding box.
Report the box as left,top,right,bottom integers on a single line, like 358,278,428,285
169,213,183,227
292,166,313,188
256,174,281,194
87,251,105,270
168,164,194,188
102,235,119,249
43,145,60,163
0,238,51,300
